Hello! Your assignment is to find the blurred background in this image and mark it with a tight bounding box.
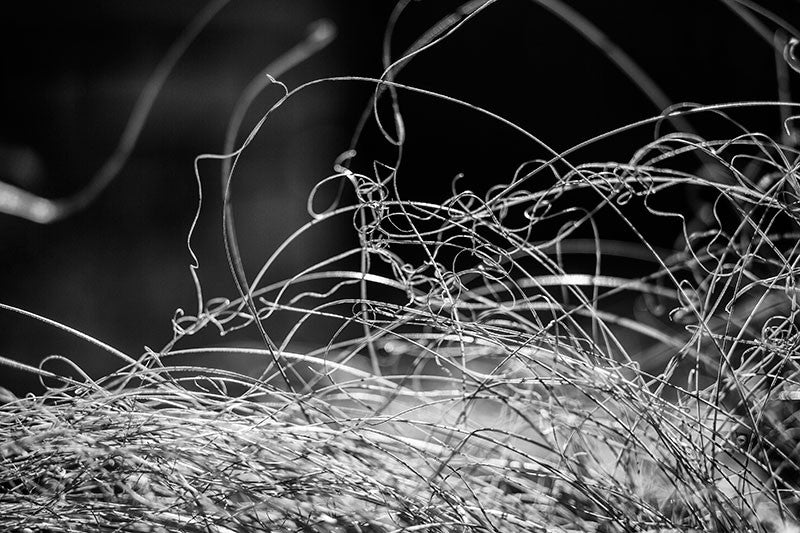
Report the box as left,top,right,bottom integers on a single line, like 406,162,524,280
0,0,796,394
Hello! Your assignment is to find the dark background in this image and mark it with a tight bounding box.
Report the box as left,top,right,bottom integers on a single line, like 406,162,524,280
1,0,796,394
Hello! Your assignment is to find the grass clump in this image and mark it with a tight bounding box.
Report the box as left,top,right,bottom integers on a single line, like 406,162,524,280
3,1,800,532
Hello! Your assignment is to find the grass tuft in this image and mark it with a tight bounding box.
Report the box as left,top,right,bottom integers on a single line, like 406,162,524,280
3,1,800,532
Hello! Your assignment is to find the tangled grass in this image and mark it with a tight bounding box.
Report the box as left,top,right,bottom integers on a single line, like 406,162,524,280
3,1,800,531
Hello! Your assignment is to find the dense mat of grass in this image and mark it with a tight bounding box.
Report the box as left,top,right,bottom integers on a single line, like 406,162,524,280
3,1,800,531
